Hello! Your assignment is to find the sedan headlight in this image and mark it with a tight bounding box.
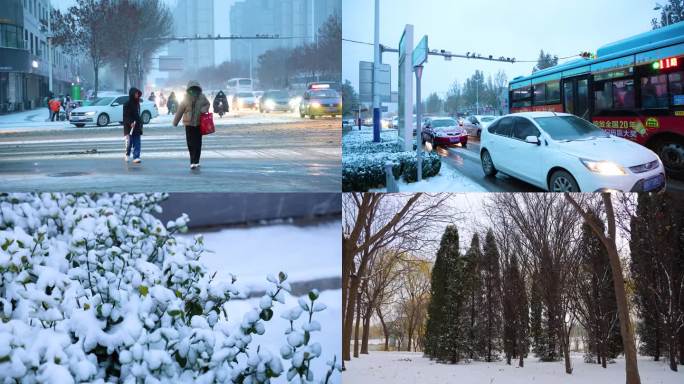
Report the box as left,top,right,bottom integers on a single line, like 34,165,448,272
311,102,321,108
265,99,276,109
85,111,96,116
581,159,627,176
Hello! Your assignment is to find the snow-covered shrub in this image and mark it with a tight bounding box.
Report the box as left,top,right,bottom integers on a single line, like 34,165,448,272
342,129,441,191
0,193,341,384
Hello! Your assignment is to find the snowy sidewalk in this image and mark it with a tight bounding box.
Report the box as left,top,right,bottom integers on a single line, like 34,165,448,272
343,351,684,384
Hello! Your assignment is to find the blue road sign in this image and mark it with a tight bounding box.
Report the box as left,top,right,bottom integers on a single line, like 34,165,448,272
412,35,428,67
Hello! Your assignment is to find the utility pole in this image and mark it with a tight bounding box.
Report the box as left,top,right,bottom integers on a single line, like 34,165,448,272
372,0,381,142
47,3,53,94
476,81,480,114
415,65,424,181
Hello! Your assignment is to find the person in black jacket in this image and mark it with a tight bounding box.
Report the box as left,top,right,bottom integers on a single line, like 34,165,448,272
123,87,144,163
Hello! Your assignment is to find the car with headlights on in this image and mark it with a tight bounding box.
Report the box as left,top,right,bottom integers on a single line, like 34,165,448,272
422,117,468,148
479,112,666,192
234,91,257,110
69,94,158,127
259,90,291,113
299,88,342,119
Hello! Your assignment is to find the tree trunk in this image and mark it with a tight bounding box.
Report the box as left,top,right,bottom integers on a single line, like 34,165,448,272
342,238,353,363
92,61,100,97
519,353,524,367
377,307,390,351
353,292,361,358
343,274,360,361
669,336,678,371
604,228,641,383
566,193,642,384
561,329,572,374
506,353,511,365
679,328,684,365
361,309,372,354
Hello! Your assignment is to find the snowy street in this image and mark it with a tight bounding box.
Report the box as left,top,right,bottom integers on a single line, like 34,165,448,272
0,110,341,192
343,352,684,384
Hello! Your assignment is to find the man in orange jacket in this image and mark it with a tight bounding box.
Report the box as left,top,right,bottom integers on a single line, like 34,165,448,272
49,98,61,122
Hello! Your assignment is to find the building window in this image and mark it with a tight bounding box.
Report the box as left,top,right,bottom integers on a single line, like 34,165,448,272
1,24,24,49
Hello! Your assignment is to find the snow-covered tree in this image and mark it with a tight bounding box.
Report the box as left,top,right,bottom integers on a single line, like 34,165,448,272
480,229,502,363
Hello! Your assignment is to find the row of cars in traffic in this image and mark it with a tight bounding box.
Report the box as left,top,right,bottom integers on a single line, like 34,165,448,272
360,112,665,192
68,83,342,128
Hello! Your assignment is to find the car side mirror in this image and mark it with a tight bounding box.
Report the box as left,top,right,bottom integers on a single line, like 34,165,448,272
111,102,120,107
525,135,541,145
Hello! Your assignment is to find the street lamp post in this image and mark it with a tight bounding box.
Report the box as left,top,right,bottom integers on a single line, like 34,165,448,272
654,3,673,26
47,5,53,94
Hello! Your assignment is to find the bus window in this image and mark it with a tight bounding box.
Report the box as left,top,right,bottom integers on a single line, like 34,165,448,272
533,84,546,106
577,79,589,119
612,80,635,109
511,87,532,108
670,72,684,106
641,74,668,109
594,81,613,111
547,81,561,104
563,81,574,114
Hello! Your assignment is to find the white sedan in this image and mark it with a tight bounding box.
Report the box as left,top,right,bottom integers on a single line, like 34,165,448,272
479,112,666,192
69,95,158,127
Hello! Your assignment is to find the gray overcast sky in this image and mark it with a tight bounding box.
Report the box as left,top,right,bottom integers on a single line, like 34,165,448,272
343,0,658,98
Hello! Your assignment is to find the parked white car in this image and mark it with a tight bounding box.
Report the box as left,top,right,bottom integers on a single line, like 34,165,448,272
479,112,666,192
462,115,497,138
70,95,158,127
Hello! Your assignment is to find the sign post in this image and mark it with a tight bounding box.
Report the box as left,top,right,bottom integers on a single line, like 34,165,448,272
412,35,428,182
398,25,414,151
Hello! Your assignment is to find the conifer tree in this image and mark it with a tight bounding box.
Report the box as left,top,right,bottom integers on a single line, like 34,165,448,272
481,229,503,362
463,234,483,360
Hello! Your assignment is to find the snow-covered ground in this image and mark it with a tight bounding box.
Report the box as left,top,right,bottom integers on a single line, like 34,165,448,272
183,220,341,293
343,352,684,384
370,162,486,192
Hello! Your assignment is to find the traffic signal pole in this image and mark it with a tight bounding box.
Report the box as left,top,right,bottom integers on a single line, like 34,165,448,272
372,0,381,143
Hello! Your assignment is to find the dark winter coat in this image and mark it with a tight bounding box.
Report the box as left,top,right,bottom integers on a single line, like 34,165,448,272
213,91,228,113
123,87,143,136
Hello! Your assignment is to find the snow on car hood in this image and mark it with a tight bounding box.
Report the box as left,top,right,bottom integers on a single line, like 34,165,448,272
556,136,658,167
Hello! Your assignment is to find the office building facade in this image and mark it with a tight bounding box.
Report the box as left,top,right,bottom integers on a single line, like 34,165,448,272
229,0,341,72
0,0,79,114
167,0,215,72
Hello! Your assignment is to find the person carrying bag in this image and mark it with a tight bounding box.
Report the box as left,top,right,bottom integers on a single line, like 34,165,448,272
172,80,210,169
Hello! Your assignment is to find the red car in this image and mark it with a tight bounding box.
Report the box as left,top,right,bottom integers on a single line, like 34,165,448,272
422,117,469,148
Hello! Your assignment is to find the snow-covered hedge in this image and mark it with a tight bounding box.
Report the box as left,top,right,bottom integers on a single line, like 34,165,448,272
0,193,341,384
343,129,441,191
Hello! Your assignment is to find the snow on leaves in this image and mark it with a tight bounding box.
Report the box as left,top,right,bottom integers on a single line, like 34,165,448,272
0,193,340,384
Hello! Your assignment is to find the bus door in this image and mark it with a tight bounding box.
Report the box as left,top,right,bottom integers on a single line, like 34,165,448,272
562,76,591,120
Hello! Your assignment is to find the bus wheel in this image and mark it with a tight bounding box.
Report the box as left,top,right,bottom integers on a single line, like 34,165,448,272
655,137,684,179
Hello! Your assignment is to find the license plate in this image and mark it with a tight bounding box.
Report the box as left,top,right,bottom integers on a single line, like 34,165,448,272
450,137,461,143
327,107,337,112
72,117,83,121
643,174,664,191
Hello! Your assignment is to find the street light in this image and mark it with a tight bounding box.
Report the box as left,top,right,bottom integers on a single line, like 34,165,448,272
654,3,673,26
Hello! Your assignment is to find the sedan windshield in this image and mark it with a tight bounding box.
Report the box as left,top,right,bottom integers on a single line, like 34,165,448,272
238,92,253,98
267,91,289,99
480,116,496,122
534,115,609,141
431,119,457,128
92,97,114,106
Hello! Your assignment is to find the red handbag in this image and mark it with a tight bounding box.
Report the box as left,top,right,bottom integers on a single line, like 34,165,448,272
200,112,215,135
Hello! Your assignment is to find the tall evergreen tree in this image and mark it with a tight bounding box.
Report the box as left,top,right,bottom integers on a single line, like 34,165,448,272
425,225,464,362
503,253,529,366
463,234,483,360
631,193,684,371
481,229,503,362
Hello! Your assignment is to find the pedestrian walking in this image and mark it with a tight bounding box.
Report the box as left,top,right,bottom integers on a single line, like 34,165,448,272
172,80,210,169
148,92,156,105
49,98,61,122
123,87,144,164
167,92,177,115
